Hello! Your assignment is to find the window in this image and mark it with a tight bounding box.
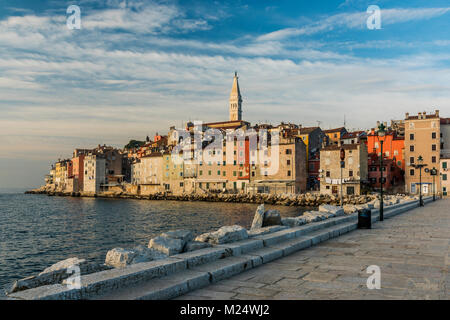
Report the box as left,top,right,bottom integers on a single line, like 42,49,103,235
252,171,255,177
199,170,203,176
443,174,447,181
180,182,183,187
410,169,415,176
432,156,436,163
443,162,448,169
349,170,353,177
239,171,243,177
347,186,355,195
208,170,211,176
217,170,220,175
287,159,291,165
410,145,414,152
287,170,291,177
223,171,226,176
432,144,436,151
285,149,292,155
432,132,437,139
233,171,237,176
410,133,414,140
326,171,330,177
223,183,226,188
410,157,414,164
264,171,268,177
233,160,237,165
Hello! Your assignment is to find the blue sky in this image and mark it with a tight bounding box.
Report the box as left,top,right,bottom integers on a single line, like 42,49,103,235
1,0,450,188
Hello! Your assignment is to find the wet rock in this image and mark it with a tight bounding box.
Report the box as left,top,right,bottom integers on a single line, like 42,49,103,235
250,204,265,230
195,225,248,244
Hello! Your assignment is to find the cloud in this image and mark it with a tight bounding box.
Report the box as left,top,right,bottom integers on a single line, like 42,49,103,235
257,7,450,41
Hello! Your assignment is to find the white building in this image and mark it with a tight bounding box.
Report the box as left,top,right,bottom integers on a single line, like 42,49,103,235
83,154,106,193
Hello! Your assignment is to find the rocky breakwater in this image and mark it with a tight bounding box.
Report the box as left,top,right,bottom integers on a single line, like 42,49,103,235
26,186,381,207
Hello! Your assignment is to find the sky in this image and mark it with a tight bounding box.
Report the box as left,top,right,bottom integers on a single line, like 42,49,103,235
1,0,450,189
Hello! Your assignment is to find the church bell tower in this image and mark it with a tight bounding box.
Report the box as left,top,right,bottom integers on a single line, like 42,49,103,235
229,72,242,121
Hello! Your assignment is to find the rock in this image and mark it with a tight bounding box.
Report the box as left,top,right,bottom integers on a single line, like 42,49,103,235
248,225,288,237
184,241,212,252
40,257,85,275
343,204,358,214
105,248,136,268
195,225,248,244
161,230,194,243
250,204,265,230
263,209,282,227
281,216,307,228
318,204,345,216
7,257,109,294
148,236,185,256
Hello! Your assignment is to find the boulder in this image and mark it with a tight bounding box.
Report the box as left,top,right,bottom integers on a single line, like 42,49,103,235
262,209,282,227
195,225,248,244
248,225,288,237
343,204,358,214
7,257,109,294
161,230,194,243
184,241,212,252
281,216,307,228
105,248,137,268
319,204,345,216
148,236,185,256
250,204,265,230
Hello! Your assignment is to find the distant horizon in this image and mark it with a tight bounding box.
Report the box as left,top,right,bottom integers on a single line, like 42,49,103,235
1,0,450,188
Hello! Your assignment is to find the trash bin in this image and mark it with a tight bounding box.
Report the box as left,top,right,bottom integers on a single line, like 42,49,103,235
358,209,372,229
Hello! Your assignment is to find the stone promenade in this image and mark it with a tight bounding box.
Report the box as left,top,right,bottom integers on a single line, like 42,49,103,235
176,198,449,300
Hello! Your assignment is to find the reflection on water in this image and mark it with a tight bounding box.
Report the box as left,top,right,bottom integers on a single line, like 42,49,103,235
0,193,313,290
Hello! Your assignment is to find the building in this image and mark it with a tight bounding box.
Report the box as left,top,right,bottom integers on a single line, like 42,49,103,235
324,127,347,146
298,126,328,190
404,111,441,195
319,143,369,196
340,131,367,145
366,127,405,171
71,154,86,192
440,158,449,197
83,154,106,193
368,154,404,193
229,72,242,121
248,127,308,194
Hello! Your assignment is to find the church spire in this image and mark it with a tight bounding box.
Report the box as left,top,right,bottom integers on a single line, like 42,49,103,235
229,71,242,121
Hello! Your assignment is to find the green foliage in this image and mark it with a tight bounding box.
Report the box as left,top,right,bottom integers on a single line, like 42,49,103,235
124,140,145,150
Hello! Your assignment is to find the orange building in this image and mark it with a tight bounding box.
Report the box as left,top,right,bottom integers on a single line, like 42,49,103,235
366,129,405,171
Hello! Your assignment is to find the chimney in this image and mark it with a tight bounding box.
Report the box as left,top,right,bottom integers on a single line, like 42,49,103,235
436,110,440,117
405,112,409,119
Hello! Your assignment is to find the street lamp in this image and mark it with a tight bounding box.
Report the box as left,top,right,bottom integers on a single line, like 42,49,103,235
376,122,386,221
430,167,438,201
412,155,427,207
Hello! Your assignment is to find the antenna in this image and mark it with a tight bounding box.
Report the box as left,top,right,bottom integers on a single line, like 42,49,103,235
344,115,346,128
316,120,322,127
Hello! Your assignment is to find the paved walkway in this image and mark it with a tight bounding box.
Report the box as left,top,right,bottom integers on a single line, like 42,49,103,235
176,199,449,300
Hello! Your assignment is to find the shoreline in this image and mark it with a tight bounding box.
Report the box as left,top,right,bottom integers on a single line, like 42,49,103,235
25,188,378,207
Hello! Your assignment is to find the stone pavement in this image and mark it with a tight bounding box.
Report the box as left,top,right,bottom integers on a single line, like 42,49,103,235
175,198,449,300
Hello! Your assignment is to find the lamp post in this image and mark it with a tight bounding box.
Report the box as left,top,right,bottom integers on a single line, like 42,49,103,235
430,167,438,201
412,156,427,207
340,147,345,207
377,123,386,221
